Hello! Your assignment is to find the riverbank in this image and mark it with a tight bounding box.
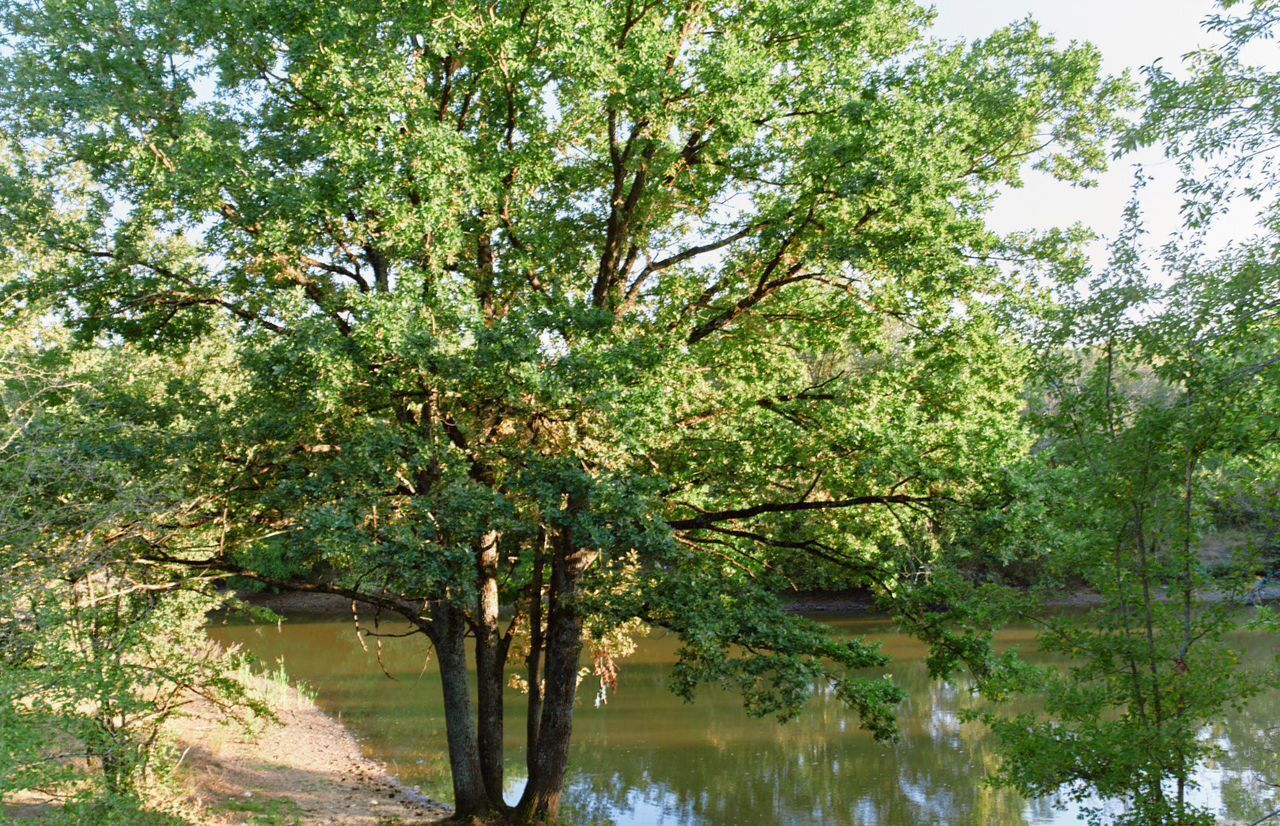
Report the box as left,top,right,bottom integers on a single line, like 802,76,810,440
1,675,451,825
232,588,884,616
233,581,1280,619
172,676,451,825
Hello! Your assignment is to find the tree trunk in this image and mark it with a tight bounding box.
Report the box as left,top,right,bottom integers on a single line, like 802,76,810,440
525,531,546,778
474,530,508,810
429,602,491,819
94,740,127,798
515,522,594,823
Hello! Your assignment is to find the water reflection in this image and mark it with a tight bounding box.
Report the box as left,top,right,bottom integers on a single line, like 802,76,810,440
207,616,1278,825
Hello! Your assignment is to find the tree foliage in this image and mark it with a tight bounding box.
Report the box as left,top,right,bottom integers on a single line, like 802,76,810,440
930,4,1280,823
0,0,1125,820
0,314,265,821
969,229,1280,826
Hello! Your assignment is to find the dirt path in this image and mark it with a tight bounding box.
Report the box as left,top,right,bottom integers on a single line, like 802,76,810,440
173,682,451,826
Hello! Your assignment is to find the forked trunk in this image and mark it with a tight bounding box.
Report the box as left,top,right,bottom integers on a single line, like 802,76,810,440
515,523,593,823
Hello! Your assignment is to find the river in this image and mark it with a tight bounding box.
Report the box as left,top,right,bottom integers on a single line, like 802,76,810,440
208,614,1279,825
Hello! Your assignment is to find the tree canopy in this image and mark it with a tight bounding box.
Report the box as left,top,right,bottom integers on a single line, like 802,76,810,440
0,0,1128,820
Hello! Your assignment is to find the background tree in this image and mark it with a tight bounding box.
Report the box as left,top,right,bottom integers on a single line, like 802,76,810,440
1136,0,1280,233
919,4,1280,823
963,223,1280,826
0,0,1123,821
0,307,265,823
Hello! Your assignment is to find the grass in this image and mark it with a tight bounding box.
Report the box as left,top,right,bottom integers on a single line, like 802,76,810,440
230,658,318,712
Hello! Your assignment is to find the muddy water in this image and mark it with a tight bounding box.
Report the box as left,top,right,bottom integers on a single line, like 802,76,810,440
208,615,1279,825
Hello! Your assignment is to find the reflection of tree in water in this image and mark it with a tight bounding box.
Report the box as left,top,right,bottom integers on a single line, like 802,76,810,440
212,618,1280,826
558,659,1034,826
1202,633,1280,824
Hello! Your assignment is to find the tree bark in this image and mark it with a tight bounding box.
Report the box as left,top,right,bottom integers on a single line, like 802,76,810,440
429,602,491,819
525,530,546,777
474,530,508,809
515,520,594,823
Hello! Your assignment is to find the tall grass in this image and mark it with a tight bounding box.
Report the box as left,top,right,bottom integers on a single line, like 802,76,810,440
230,657,317,713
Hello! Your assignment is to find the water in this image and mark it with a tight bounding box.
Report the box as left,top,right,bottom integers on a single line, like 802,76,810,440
208,614,1280,825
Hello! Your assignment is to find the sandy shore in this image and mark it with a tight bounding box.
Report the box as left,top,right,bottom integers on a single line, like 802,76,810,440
172,681,452,826
2,681,452,826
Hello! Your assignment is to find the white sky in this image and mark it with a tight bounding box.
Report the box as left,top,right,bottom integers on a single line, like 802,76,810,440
929,0,1255,262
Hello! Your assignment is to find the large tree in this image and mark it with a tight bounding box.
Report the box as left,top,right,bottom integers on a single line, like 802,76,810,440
0,0,1122,820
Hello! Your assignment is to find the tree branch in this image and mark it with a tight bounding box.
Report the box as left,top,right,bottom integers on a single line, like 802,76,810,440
667,493,934,530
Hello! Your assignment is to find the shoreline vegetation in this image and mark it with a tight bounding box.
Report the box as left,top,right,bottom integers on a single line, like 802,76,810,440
3,672,451,826
198,578,1278,824
9,573,1275,826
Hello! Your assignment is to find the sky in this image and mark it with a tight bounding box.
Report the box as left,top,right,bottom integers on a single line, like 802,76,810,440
927,0,1255,264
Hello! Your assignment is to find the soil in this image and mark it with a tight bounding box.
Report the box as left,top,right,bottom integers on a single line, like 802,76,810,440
2,682,452,826
173,683,452,826
781,589,879,614
232,590,384,617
